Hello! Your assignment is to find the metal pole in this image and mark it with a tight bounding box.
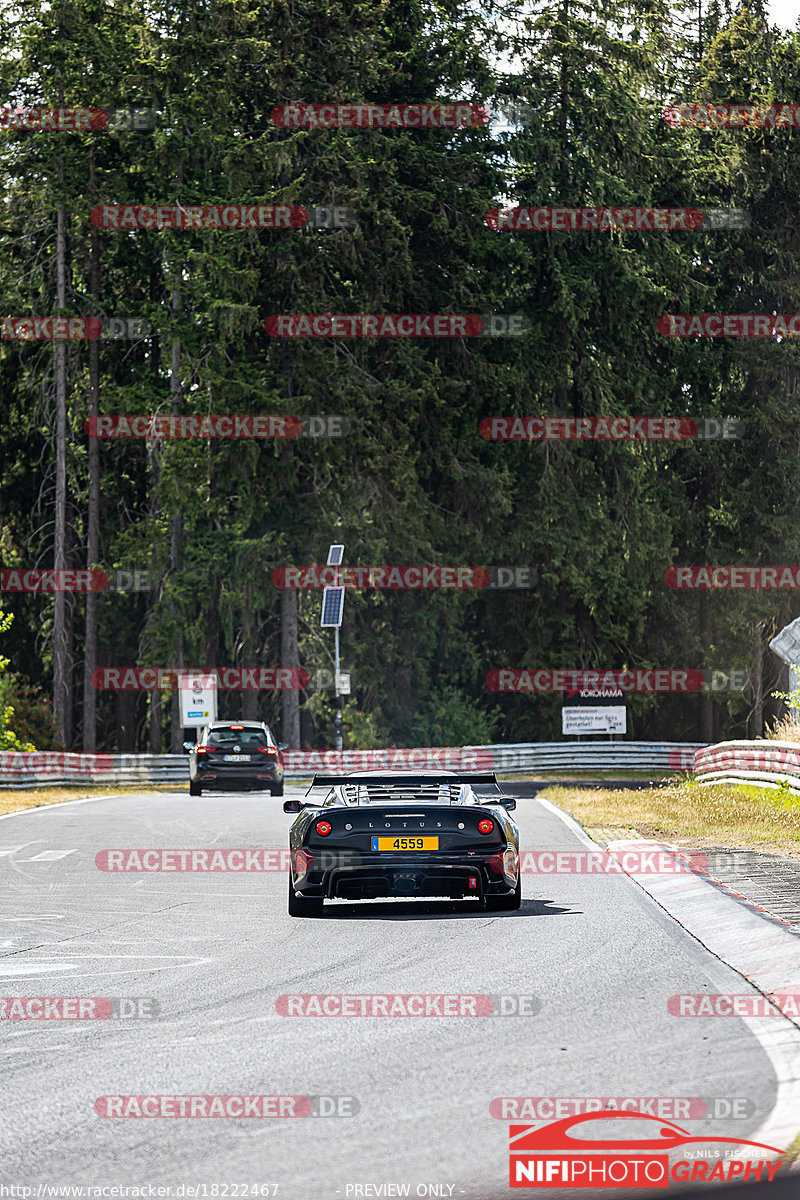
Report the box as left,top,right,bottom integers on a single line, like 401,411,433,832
334,626,343,749
791,665,800,726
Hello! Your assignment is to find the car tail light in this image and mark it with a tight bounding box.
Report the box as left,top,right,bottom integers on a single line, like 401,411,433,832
504,848,518,879
196,747,208,754
316,820,332,837
478,819,494,834
257,746,277,754
487,851,506,877
229,725,244,730
294,849,313,878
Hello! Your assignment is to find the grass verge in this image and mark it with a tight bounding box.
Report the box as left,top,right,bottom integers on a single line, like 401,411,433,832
543,778,800,857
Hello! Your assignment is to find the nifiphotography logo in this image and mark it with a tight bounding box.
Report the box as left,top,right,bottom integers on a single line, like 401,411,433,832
508,1110,784,1188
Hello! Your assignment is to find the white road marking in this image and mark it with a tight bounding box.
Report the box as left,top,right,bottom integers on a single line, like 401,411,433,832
0,953,213,980
0,793,183,825
21,849,78,862
0,915,64,922
0,962,75,976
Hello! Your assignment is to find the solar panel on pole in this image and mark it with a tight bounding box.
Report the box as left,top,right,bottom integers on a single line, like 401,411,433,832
321,587,345,628
327,544,344,566
770,617,800,725
770,617,800,666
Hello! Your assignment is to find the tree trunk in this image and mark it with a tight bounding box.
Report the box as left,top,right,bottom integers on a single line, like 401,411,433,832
83,217,101,751
169,507,184,751
52,200,71,748
168,268,185,752
147,257,163,754
279,344,300,745
149,692,162,754
116,689,137,752
242,582,259,721
751,630,764,738
699,592,715,742
281,587,300,746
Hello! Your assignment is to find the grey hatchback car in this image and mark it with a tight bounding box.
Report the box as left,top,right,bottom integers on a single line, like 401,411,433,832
185,721,286,796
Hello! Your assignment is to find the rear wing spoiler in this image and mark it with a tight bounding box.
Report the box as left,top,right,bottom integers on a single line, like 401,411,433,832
309,772,501,789
304,772,508,802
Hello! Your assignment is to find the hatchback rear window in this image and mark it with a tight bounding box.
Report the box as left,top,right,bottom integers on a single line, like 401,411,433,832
207,728,271,747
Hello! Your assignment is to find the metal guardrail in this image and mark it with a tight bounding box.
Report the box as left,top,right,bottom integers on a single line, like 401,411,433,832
0,742,705,788
280,743,703,775
694,740,800,794
0,751,188,787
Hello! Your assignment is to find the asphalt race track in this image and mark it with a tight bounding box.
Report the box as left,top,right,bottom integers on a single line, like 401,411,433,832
1,786,799,1198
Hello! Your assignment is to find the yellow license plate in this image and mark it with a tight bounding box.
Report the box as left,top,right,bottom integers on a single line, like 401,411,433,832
371,836,439,851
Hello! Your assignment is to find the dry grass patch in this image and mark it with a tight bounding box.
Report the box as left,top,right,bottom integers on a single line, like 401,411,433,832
543,778,800,857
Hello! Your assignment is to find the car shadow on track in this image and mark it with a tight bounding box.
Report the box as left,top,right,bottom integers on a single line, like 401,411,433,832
318,898,576,920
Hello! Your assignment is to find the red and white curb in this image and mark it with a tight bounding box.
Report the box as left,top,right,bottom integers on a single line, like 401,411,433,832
605,837,800,1024
536,796,800,1165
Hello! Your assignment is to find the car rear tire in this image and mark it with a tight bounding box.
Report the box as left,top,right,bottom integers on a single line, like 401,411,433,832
288,875,323,917
189,780,202,796
271,781,284,797
485,876,521,911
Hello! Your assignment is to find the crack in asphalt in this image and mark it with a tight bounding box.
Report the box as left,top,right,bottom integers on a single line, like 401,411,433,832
0,903,192,958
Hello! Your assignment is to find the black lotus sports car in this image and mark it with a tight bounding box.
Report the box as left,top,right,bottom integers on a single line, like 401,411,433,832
284,770,520,917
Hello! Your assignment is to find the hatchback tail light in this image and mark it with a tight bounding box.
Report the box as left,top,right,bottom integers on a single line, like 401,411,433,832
478,819,494,834
257,746,277,754
316,820,332,836
196,747,208,754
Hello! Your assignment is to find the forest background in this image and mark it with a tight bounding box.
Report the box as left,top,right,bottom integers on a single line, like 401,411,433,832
1,0,798,753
